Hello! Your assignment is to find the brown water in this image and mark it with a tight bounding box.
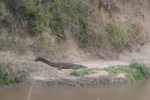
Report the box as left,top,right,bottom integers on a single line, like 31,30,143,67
0,80,150,100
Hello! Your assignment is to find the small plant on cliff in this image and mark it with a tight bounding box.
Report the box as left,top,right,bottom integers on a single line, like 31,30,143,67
24,0,50,33
106,20,127,52
0,61,25,85
79,17,92,47
49,17,65,39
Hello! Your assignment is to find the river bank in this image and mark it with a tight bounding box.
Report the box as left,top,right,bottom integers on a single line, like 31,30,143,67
0,58,149,88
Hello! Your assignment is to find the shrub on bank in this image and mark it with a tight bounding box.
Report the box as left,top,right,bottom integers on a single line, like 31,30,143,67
104,60,150,82
129,60,150,81
0,61,25,85
71,60,150,83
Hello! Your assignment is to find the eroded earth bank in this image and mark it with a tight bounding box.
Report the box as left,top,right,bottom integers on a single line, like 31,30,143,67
1,0,150,87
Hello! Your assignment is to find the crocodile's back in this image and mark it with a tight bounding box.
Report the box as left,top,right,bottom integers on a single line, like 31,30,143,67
55,62,87,70
35,57,87,70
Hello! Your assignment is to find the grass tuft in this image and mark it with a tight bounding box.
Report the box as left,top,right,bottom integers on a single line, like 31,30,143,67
103,66,133,76
70,68,99,77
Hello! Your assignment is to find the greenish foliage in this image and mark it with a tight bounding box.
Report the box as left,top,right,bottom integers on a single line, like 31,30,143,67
42,0,91,39
132,70,143,81
49,17,65,39
0,61,25,85
79,17,92,47
104,60,150,82
1,0,51,34
104,20,144,52
24,0,50,33
27,20,44,33
129,59,149,80
80,17,89,29
106,20,127,52
70,68,98,77
0,38,25,53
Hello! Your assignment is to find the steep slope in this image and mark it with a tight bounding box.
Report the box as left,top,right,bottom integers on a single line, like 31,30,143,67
0,0,149,61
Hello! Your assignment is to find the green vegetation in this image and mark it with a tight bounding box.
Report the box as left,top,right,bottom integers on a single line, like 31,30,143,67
71,60,149,82
0,61,25,85
106,20,127,52
104,60,150,81
49,17,64,39
47,0,91,40
105,20,144,52
71,68,99,77
79,17,92,47
24,0,50,33
129,60,149,81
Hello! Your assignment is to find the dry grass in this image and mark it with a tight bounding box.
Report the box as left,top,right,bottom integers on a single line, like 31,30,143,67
32,37,51,52
0,34,25,53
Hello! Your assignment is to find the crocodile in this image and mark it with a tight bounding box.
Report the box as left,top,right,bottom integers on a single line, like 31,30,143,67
35,57,87,70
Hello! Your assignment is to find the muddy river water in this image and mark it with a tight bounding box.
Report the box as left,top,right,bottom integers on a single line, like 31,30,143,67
0,80,150,100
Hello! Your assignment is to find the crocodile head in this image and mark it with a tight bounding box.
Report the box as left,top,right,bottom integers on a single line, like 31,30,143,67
35,57,44,62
